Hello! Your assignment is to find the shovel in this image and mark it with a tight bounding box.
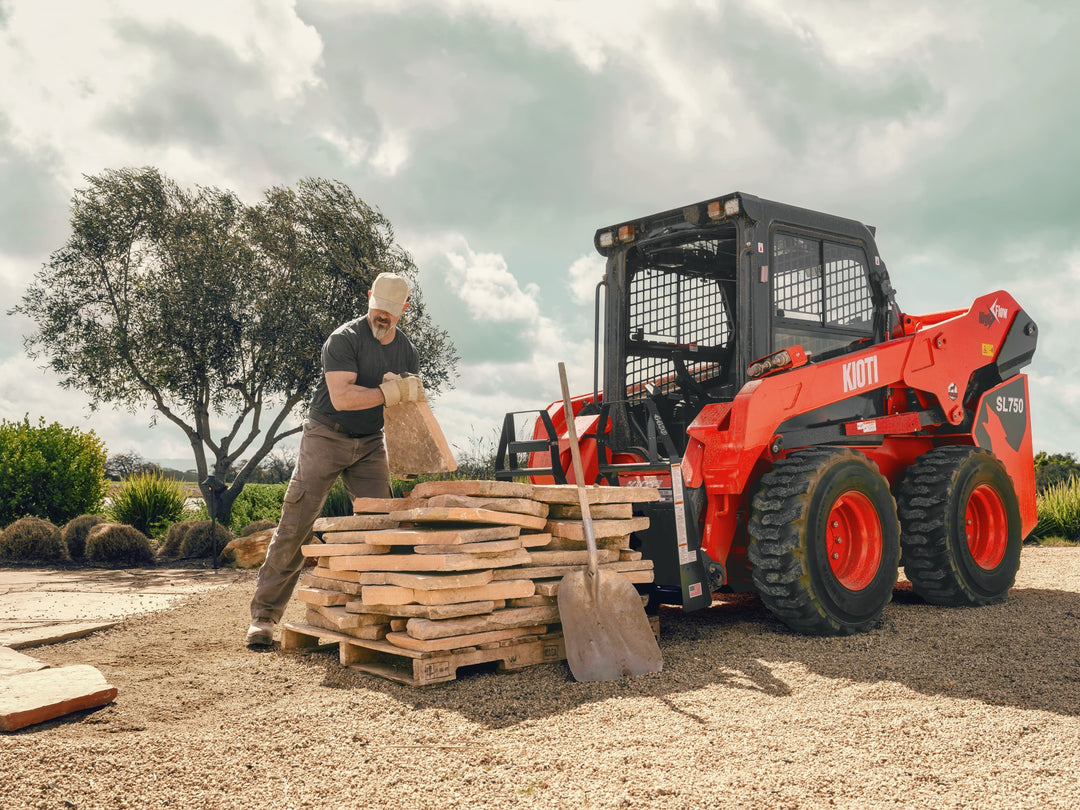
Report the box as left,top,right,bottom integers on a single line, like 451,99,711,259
555,362,664,681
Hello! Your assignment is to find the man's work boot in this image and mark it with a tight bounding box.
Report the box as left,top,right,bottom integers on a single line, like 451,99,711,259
245,619,275,647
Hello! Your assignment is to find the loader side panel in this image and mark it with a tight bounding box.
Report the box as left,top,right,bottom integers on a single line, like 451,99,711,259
972,375,1037,537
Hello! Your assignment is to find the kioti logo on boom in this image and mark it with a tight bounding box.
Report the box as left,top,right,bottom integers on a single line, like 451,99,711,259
843,356,879,393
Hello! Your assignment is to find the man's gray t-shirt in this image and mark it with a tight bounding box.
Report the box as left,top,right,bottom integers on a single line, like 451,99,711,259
309,316,420,435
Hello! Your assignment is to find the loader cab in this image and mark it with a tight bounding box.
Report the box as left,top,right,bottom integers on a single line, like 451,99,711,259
594,192,896,462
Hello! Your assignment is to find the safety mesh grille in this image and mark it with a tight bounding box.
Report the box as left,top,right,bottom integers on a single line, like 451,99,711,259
773,234,822,321
773,234,872,333
626,262,729,402
824,243,873,328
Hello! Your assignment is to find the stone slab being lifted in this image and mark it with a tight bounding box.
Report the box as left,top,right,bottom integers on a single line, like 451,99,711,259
384,400,457,476
0,664,117,732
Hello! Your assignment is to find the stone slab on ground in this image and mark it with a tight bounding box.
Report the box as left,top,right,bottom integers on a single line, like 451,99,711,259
0,622,119,650
0,567,238,649
0,647,48,676
0,664,117,732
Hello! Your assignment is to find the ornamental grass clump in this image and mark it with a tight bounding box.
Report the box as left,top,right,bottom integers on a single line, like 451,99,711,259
178,520,234,559
62,514,106,560
1032,477,1080,543
159,520,195,558
84,523,156,567
0,516,69,563
108,472,188,537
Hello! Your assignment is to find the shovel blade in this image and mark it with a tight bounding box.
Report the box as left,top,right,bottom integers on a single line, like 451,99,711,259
557,570,663,682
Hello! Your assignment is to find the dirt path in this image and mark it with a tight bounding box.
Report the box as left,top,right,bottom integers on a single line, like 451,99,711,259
3,546,1079,809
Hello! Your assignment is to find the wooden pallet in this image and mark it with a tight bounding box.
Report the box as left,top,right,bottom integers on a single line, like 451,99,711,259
281,615,660,687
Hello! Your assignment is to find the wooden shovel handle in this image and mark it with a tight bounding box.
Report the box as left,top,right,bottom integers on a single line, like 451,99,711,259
558,362,599,581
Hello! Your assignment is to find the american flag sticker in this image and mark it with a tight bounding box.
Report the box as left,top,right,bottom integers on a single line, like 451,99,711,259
689,582,703,598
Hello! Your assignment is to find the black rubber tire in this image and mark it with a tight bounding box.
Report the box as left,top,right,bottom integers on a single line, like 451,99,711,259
895,446,1022,606
748,448,900,635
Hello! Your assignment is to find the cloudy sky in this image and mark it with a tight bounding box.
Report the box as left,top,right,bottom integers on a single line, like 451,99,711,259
1,0,1077,470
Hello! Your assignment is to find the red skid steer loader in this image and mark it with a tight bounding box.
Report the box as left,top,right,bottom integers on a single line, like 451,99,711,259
496,192,1038,635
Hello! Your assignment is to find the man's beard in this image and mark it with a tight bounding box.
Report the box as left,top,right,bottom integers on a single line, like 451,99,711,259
371,317,393,339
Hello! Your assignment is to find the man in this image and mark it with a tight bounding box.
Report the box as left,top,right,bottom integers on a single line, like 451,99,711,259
245,272,425,647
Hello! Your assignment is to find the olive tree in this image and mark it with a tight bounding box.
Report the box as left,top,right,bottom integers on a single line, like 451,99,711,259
16,168,458,522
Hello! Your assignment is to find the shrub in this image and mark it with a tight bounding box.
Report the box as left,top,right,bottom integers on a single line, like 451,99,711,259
188,483,286,531
159,520,197,558
62,514,106,559
85,523,156,567
229,483,287,529
177,520,234,559
108,472,188,537
0,516,69,563
321,479,353,518
1035,452,1080,493
450,427,498,480
189,479,350,527
0,416,108,525
239,519,276,537
1032,477,1080,542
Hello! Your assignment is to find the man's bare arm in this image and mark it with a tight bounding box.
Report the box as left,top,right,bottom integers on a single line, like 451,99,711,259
324,371,387,411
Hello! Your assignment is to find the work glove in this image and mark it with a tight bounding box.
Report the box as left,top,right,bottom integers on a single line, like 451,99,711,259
380,374,426,407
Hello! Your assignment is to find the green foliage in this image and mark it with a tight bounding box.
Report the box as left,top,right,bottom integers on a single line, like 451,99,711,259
0,516,69,563
0,415,108,525
108,472,188,537
189,483,285,531
85,523,156,567
191,479,353,524
1034,452,1080,493
1032,477,1080,543
15,168,459,526
321,479,353,518
230,484,287,529
62,514,106,559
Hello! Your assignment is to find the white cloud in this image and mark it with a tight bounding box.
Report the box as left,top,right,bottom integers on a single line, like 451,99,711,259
443,243,540,322
319,128,370,166
431,317,595,453
370,129,411,176
0,0,323,190
567,253,605,305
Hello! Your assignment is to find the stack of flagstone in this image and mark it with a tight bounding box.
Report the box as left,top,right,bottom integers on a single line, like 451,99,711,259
290,479,659,658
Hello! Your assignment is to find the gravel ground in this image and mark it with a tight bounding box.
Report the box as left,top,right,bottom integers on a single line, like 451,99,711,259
3,546,1079,810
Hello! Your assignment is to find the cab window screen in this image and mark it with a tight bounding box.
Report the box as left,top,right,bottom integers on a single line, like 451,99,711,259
772,234,822,321
824,243,873,330
625,250,731,403
774,234,872,335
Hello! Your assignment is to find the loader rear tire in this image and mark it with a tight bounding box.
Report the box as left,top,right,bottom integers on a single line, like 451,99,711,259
748,448,900,635
896,447,1021,606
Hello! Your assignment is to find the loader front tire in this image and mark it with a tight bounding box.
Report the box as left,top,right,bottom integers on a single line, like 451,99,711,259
896,447,1021,606
748,448,900,635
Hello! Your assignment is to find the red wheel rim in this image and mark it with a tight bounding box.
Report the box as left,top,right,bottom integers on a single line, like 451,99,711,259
825,491,882,591
965,484,1008,569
